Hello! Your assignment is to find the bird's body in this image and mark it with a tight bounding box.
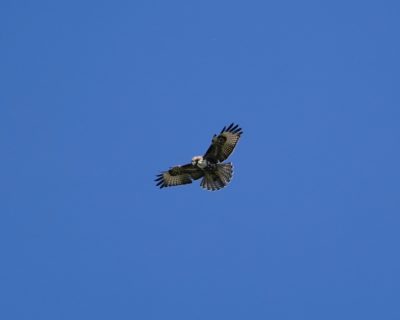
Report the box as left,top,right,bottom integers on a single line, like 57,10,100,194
155,123,243,191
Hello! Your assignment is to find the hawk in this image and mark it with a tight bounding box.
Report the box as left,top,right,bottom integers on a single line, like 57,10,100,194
155,123,243,191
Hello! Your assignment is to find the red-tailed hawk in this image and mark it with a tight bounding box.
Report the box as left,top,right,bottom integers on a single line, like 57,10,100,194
155,123,243,191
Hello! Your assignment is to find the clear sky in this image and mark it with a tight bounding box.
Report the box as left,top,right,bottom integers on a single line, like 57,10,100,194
1,0,400,319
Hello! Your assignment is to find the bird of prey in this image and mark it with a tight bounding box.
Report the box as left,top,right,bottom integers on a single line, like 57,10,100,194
155,123,243,191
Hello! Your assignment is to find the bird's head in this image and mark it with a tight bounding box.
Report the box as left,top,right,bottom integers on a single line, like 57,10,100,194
191,156,203,166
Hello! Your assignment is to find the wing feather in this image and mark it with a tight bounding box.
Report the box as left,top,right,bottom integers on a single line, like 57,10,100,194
155,163,203,188
203,123,243,163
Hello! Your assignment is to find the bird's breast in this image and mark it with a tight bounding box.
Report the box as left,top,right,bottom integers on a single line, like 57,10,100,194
197,159,208,169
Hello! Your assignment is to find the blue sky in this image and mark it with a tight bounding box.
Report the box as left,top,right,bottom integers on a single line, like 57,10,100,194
1,0,400,319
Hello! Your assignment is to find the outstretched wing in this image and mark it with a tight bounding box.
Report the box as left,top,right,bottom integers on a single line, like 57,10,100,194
203,123,243,163
155,163,204,188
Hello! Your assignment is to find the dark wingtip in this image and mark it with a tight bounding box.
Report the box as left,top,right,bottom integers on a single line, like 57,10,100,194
155,172,166,188
222,123,243,135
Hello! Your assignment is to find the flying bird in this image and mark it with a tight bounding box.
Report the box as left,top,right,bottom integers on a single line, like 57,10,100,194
155,123,243,191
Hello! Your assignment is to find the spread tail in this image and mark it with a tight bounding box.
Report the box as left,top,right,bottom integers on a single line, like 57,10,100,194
200,163,233,191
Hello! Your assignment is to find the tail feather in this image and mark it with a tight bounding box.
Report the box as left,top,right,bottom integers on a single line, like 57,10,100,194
200,163,233,191
218,164,232,183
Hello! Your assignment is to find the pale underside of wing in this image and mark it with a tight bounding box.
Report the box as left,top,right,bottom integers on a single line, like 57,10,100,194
204,123,243,163
155,163,204,188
